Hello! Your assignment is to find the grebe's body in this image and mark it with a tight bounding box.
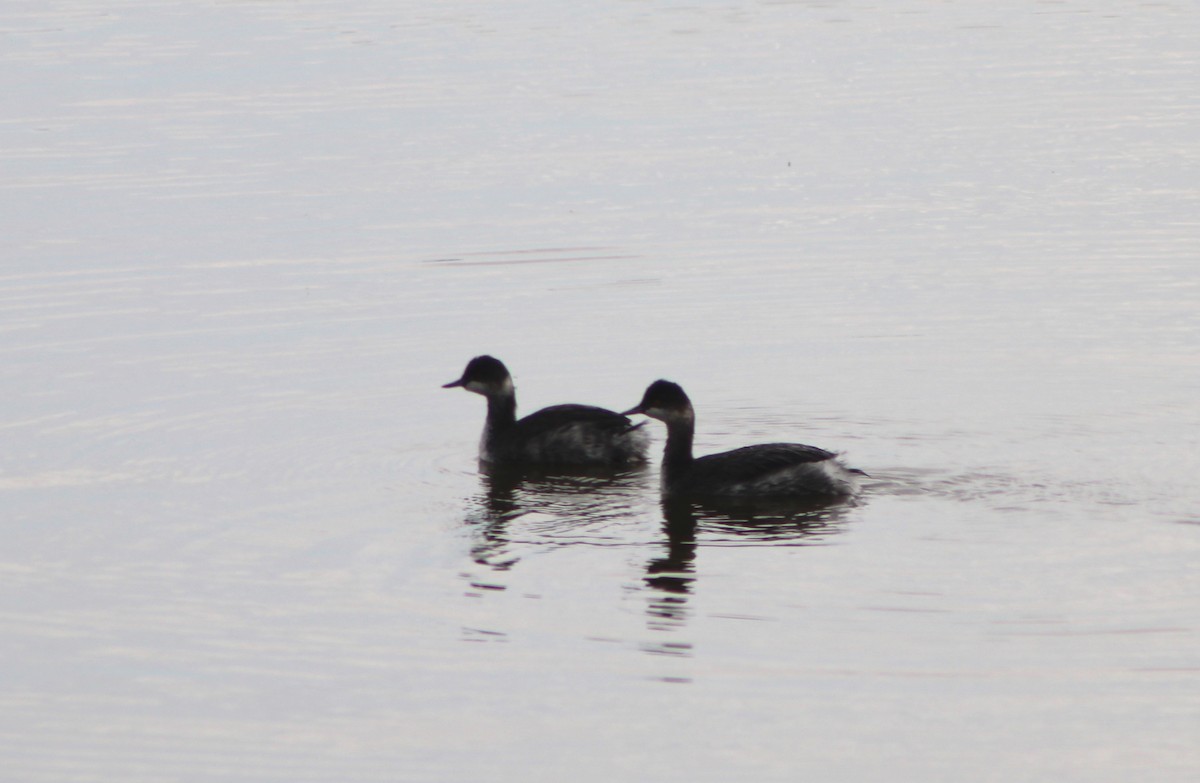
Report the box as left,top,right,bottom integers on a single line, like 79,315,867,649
444,356,648,467
624,380,862,499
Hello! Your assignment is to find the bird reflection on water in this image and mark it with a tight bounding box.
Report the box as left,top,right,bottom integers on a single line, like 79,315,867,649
643,495,856,646
463,462,652,573
462,462,858,665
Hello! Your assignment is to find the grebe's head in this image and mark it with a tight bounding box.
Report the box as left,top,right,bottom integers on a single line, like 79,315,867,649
622,380,693,423
442,355,514,397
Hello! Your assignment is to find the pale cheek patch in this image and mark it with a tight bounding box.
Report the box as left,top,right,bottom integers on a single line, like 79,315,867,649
645,405,691,423
465,378,512,395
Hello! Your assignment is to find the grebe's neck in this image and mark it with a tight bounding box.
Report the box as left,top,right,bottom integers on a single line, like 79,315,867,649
661,410,695,485
485,391,517,431
478,391,517,462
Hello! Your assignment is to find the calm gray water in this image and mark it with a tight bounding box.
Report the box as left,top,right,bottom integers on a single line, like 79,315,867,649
2,1,1198,781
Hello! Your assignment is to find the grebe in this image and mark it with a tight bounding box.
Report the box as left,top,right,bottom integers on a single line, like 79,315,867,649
622,380,863,499
444,355,649,467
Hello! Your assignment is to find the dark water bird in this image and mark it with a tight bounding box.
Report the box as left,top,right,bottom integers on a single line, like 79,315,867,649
443,355,649,467
622,380,863,500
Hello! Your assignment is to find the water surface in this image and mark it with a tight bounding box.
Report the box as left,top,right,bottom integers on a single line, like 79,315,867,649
2,1,1198,781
